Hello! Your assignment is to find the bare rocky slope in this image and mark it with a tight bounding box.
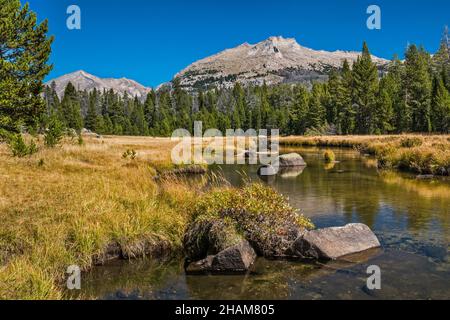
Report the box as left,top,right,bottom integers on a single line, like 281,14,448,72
47,36,389,95
45,70,152,99
175,36,389,90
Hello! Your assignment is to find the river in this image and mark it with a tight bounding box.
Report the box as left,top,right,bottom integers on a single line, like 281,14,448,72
76,147,450,300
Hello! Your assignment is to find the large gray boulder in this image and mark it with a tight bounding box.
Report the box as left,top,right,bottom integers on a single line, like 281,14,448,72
290,223,380,260
257,153,307,177
277,153,307,167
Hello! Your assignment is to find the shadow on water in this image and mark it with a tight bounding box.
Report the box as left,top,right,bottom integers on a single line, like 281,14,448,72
76,146,450,300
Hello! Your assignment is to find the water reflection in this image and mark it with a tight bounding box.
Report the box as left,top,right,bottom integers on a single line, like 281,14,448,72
78,147,450,300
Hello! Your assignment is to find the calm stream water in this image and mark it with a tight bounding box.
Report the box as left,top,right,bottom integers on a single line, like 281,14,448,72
78,147,450,300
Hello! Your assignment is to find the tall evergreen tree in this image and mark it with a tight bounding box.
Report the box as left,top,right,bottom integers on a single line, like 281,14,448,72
431,75,450,132
307,83,326,129
340,60,356,135
352,42,379,134
404,45,433,132
84,89,98,131
60,82,83,131
0,0,53,137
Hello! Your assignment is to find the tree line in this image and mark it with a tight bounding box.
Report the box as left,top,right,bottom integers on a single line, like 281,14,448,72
2,0,449,145
44,33,450,137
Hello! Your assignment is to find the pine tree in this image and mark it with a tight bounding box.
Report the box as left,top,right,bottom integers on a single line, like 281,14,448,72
340,60,356,135
431,75,450,132
143,90,156,130
404,45,433,132
352,42,379,134
60,82,83,131
84,89,98,131
433,26,450,90
0,0,53,137
325,70,340,126
233,83,246,129
289,85,310,134
130,97,149,135
376,77,395,133
307,83,326,129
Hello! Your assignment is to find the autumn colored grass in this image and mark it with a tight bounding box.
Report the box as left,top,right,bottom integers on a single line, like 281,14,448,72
0,134,310,299
0,135,197,299
280,135,450,175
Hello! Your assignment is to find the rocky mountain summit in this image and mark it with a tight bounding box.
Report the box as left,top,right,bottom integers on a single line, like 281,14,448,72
175,36,389,90
45,70,152,99
46,37,390,96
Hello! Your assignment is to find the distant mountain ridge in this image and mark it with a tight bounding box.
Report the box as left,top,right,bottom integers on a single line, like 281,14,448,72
45,70,152,99
175,36,389,90
46,36,390,95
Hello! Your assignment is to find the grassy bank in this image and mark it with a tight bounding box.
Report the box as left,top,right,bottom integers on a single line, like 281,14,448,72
0,135,310,299
0,135,192,299
280,135,450,176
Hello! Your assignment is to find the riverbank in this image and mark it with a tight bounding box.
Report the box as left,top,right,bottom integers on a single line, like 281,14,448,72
280,135,450,176
0,135,311,299
0,136,188,299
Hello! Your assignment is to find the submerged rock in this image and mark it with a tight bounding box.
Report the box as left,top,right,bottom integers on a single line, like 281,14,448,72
257,164,278,176
185,255,215,274
279,166,305,178
416,174,435,180
290,223,381,260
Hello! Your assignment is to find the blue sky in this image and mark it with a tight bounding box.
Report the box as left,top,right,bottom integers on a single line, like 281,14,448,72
27,0,449,88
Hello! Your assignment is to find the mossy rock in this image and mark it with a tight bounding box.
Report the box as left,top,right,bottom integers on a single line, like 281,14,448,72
183,218,243,261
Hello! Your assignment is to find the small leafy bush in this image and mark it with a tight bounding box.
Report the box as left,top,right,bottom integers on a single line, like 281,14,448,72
44,115,65,148
323,149,336,163
122,149,137,160
8,134,37,157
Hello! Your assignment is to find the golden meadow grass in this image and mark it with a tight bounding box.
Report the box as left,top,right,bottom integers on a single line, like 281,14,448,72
0,135,198,299
0,134,306,299
0,134,448,299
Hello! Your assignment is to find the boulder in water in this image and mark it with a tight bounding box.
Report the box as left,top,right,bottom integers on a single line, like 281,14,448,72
290,223,381,260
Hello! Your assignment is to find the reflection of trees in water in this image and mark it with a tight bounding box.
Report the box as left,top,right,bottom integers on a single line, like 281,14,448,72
251,152,449,234
75,258,185,299
211,150,448,240
184,251,380,299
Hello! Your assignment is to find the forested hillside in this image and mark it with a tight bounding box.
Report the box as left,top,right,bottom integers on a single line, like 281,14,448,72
44,34,450,136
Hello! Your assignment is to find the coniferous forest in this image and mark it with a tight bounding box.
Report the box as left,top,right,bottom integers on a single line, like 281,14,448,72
44,35,450,137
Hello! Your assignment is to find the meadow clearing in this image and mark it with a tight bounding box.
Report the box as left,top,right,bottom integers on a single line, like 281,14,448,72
0,134,448,299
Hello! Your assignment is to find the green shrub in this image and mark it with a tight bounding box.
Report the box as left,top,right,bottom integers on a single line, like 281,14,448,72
44,115,65,148
8,134,37,157
77,134,84,146
323,149,336,163
193,183,314,230
122,149,137,160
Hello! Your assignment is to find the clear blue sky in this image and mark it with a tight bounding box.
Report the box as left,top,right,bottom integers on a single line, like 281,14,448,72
27,0,449,88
